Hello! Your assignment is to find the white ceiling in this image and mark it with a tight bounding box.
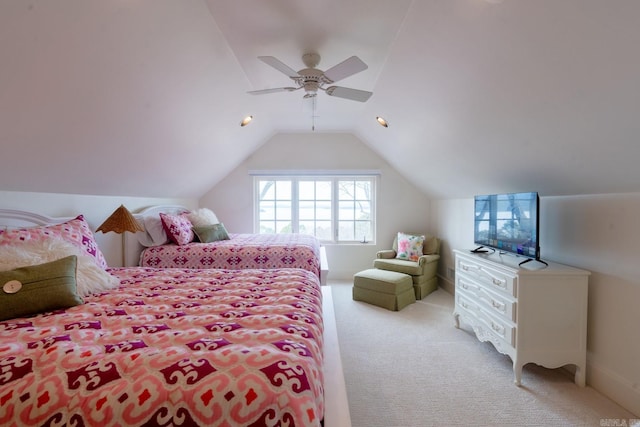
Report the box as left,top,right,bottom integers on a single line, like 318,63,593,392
1,0,640,199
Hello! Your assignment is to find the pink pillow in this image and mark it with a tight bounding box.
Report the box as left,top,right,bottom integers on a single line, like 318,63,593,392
160,212,194,245
0,215,108,269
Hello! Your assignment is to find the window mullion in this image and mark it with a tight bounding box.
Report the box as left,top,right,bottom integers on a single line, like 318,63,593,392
333,177,339,243
292,178,299,233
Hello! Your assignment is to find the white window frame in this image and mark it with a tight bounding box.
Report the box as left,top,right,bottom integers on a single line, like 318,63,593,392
253,173,377,244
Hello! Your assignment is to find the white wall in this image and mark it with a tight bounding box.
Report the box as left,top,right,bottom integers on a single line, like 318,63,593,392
431,193,640,417
0,191,196,267
200,132,432,279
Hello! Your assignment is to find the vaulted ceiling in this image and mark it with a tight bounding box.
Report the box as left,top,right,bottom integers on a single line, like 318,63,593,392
2,0,640,199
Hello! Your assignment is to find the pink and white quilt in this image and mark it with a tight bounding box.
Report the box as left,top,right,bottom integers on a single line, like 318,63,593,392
0,267,324,427
140,233,322,278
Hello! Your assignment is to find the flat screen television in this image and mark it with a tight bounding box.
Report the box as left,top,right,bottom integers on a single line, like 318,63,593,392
473,191,540,260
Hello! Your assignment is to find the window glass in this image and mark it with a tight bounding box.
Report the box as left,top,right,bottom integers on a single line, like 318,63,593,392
255,176,375,243
317,181,332,199
276,181,292,199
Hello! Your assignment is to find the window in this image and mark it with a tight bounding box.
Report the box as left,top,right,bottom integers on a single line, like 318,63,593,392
255,175,376,243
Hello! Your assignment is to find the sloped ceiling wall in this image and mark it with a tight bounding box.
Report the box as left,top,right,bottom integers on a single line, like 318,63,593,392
0,0,259,198
1,0,639,199
357,0,640,198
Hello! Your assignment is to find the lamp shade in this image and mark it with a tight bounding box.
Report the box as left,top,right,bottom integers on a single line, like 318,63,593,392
97,205,144,234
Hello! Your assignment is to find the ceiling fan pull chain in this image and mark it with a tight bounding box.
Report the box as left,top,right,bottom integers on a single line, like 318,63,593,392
312,97,316,131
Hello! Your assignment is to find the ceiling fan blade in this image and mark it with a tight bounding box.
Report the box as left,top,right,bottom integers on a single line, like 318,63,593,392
258,56,300,78
247,87,299,95
323,56,368,83
325,86,373,102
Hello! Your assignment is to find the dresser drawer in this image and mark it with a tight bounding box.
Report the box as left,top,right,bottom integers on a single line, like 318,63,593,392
456,276,517,322
453,249,590,387
456,255,517,297
456,292,516,348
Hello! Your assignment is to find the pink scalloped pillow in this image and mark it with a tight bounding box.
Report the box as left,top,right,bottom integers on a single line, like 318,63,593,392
0,215,108,269
160,212,194,245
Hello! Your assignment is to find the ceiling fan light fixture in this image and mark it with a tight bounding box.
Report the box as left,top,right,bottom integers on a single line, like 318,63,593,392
248,53,372,103
376,116,389,128
240,115,253,127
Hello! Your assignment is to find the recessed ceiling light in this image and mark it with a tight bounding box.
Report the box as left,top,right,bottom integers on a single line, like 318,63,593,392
240,115,253,127
376,116,389,128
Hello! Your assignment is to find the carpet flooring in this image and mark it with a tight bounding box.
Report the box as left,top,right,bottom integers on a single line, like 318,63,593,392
329,281,637,427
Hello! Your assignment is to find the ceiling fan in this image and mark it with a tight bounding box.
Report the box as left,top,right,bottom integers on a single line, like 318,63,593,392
247,53,373,102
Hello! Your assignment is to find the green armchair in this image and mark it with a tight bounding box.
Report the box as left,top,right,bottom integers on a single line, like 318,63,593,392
373,234,440,299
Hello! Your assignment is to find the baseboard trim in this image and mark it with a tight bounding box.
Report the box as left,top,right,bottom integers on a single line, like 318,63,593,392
587,356,640,417
437,274,455,295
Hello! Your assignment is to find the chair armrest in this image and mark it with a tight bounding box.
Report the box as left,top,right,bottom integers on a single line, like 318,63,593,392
418,254,440,266
376,250,396,259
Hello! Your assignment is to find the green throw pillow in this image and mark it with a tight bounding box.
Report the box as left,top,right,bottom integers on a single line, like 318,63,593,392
0,255,83,321
192,223,230,243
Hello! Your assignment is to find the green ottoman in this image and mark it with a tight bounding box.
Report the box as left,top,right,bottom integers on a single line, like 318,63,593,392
353,269,416,311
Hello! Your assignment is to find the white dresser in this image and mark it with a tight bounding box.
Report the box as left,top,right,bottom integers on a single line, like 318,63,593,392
452,249,590,386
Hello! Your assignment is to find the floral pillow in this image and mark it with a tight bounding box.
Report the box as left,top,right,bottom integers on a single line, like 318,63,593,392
396,232,425,262
160,212,194,245
0,215,108,269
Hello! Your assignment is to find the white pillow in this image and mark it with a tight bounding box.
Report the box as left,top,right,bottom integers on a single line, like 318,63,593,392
0,237,120,297
135,214,171,247
187,208,219,227
145,214,169,244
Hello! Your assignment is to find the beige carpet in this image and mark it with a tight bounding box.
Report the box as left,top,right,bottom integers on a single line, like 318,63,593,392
329,281,637,427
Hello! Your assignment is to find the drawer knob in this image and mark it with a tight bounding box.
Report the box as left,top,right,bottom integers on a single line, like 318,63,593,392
491,322,505,335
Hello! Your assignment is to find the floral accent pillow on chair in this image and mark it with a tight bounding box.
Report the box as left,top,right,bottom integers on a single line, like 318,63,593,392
396,232,425,262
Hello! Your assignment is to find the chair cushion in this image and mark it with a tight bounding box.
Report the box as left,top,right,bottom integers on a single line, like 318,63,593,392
373,258,424,276
423,236,440,255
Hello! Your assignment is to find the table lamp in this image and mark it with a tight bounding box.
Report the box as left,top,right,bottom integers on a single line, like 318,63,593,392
97,205,144,267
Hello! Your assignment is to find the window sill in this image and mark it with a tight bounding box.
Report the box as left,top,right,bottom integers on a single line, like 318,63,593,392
321,241,377,246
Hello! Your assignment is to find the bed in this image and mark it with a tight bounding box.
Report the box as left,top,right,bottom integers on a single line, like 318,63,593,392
132,205,328,285
0,209,326,426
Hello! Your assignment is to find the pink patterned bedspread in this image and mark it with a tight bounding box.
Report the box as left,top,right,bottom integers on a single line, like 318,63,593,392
0,267,324,427
140,233,322,278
